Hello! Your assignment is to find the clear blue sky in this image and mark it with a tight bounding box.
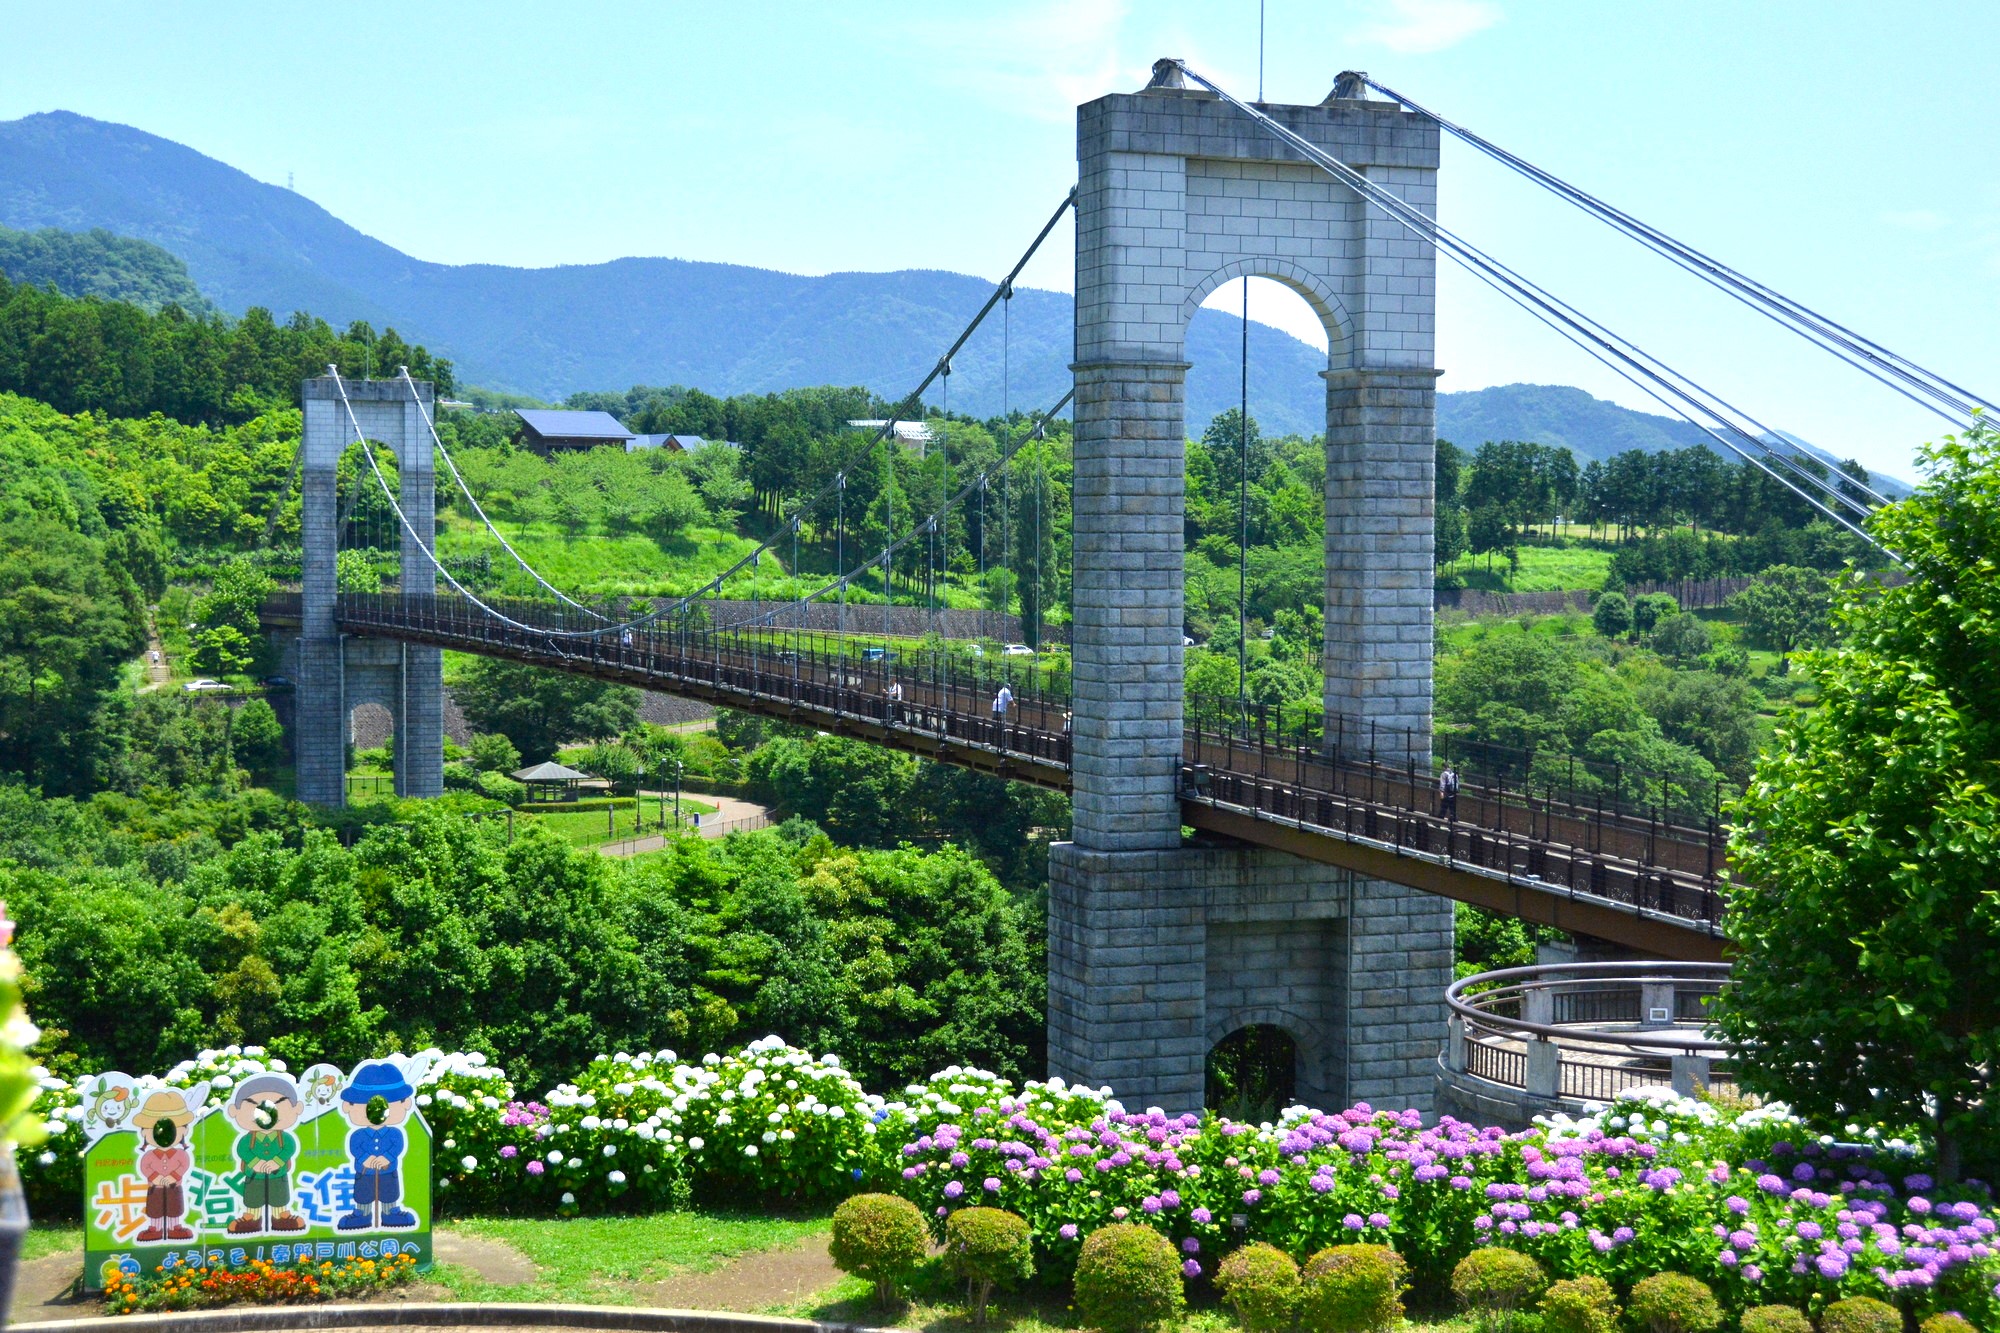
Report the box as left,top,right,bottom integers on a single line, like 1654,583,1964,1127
6,0,1995,477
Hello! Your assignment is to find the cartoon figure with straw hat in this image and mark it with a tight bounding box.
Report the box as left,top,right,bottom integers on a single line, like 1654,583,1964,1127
131,1085,207,1243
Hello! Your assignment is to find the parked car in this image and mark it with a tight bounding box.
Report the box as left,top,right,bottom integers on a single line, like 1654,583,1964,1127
1002,643,1036,657
259,675,294,692
182,679,233,694
861,646,895,663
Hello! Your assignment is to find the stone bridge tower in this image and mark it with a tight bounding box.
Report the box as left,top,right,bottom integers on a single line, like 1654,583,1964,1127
289,375,444,807
1049,66,1453,1112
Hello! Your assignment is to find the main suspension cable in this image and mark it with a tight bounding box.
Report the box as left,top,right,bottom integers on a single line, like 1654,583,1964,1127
397,368,608,618
1359,74,1994,439
1173,61,1893,557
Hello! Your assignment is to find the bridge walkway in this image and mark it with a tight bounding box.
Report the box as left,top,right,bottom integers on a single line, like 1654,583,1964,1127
264,591,1727,960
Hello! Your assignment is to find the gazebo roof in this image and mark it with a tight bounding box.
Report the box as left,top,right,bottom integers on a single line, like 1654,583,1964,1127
512,761,590,783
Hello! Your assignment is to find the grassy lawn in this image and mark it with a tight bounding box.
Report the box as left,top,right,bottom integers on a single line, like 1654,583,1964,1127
23,1222,81,1263
524,798,716,847
431,1212,831,1305
1441,544,1614,593
436,517,769,600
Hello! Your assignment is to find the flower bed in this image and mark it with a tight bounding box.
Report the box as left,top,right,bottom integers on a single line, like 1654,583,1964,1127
29,1046,2000,1327
102,1251,419,1313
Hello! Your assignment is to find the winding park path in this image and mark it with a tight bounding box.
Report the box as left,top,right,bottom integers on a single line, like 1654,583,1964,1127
8,1225,845,1324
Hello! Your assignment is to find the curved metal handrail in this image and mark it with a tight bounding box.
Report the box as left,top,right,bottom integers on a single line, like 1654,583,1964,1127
1447,961,1733,1056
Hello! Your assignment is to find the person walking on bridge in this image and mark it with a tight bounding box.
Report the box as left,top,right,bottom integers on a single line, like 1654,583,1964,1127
886,679,904,725
1437,764,1460,823
992,683,1013,744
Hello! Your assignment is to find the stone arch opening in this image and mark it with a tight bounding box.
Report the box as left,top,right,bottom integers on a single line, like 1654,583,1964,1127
346,701,395,802
1182,261,1353,368
336,438,403,592
1205,1023,1299,1121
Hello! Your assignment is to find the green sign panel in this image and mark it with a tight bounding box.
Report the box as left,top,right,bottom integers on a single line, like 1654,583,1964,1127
80,1056,433,1291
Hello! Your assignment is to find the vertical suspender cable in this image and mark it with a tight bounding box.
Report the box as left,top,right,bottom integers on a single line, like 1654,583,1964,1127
1238,278,1250,701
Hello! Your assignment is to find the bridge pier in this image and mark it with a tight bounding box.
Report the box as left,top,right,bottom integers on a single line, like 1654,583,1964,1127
1049,845,1450,1111
1053,67,1452,1114
291,375,443,807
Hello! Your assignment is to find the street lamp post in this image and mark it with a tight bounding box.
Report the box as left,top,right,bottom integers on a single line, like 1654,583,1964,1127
674,759,684,830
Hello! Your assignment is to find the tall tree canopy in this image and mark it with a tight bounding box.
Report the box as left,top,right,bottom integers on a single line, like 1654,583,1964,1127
1716,426,2000,1179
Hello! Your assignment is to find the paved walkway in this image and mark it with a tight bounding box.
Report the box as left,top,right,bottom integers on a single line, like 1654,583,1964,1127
598,797,774,857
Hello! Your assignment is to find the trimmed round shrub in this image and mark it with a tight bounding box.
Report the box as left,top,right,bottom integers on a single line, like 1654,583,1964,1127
1819,1298,1903,1333
1627,1273,1722,1333
1918,1315,1977,1333
1215,1242,1301,1333
1300,1244,1406,1333
1072,1224,1184,1333
1451,1247,1548,1323
942,1207,1033,1326
1738,1307,1812,1333
1539,1275,1619,1333
827,1192,929,1307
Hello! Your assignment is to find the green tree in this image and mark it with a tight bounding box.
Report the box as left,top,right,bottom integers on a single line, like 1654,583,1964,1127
232,698,284,779
1730,564,1832,669
1715,427,2000,1180
1649,612,1713,664
454,657,640,761
1591,591,1633,639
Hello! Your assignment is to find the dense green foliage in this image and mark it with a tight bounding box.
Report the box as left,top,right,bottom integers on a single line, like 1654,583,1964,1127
1298,1244,1405,1332
1626,1273,1722,1333
744,731,1069,891
941,1206,1034,1324
1538,1275,1619,1333
1738,1307,1812,1333
0,224,214,314
1451,1247,1548,1325
0,794,1044,1093
1072,1223,1184,1332
452,656,641,763
1215,1241,1301,1331
1716,427,2000,1179
0,272,451,426
828,1192,930,1306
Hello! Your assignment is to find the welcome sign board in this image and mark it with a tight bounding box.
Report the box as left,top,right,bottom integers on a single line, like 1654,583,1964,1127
78,1054,433,1291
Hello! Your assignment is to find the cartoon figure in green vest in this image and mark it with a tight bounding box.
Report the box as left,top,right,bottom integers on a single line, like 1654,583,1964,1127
337,1061,418,1231
225,1073,306,1235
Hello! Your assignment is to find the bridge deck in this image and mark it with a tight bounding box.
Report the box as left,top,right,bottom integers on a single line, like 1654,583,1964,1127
265,592,1727,960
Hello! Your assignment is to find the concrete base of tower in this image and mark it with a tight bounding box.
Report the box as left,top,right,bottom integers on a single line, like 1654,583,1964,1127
1046,840,1453,1115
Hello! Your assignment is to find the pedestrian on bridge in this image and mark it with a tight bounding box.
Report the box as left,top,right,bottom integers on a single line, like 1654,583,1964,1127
886,679,903,724
1437,764,1460,823
992,683,1013,720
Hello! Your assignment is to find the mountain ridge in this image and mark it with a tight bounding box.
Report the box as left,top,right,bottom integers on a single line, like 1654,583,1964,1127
0,109,1912,490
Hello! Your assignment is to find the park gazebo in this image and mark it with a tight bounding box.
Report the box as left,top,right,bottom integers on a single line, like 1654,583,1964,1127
511,760,594,804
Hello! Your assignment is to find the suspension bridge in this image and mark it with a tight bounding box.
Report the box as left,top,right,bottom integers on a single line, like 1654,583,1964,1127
258,62,1975,1113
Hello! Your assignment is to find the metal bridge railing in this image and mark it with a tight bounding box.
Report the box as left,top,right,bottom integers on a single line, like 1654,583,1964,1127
1443,961,1737,1106
262,590,1727,935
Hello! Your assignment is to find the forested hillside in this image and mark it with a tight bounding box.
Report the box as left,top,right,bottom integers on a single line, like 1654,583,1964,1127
0,223,213,313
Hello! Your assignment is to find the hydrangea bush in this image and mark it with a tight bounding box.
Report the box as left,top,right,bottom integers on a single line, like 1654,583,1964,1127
22,1043,2000,1326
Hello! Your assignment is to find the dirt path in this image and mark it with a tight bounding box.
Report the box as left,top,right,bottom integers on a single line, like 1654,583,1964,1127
138,619,172,694
633,1233,842,1313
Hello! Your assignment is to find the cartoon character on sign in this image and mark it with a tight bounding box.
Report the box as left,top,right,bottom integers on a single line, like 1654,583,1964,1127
299,1064,343,1118
337,1062,418,1231
86,1073,136,1138
224,1073,306,1235
131,1087,204,1242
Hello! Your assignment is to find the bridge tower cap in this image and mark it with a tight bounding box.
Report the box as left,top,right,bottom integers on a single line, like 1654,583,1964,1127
1328,70,1371,102
1145,58,1188,90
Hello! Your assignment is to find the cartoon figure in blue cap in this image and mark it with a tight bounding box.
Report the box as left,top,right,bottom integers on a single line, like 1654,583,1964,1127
336,1061,418,1231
